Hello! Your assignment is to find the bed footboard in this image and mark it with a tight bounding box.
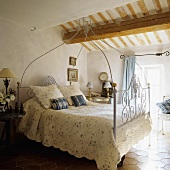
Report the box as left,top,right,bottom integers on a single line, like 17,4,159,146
113,74,150,140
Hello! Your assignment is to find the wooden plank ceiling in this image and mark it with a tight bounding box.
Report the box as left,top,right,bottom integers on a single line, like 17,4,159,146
58,0,170,51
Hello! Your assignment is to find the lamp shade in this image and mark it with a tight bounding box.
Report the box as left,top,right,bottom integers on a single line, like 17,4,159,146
104,81,111,88
0,68,17,78
86,82,93,88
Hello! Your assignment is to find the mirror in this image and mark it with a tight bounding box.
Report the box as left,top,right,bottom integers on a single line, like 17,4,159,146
98,72,108,82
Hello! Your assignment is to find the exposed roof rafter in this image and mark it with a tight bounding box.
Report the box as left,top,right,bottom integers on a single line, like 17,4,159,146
63,11,170,44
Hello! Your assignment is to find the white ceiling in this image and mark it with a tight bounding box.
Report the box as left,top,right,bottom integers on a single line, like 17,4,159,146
0,0,137,30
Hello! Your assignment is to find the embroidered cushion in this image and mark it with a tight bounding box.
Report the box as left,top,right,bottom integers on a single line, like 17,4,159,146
71,95,87,107
30,84,63,109
51,97,68,110
58,85,87,106
156,98,170,113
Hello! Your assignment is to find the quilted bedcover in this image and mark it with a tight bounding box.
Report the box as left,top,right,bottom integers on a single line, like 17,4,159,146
18,98,151,170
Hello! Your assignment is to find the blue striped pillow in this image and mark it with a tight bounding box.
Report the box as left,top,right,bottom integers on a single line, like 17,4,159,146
71,95,87,107
156,98,170,113
51,97,68,110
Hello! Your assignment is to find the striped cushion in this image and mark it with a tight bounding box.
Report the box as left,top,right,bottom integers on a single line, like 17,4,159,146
156,99,170,113
71,95,87,107
51,97,68,110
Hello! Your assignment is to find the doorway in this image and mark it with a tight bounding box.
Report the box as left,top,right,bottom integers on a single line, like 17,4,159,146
135,65,165,130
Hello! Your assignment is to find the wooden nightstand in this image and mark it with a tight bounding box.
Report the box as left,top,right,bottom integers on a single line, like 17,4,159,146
0,109,25,149
93,96,111,104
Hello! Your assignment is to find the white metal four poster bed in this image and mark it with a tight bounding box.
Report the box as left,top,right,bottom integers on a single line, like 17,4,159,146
17,75,151,170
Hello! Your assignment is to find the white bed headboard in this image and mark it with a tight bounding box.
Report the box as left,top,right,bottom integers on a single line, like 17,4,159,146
17,75,59,105
38,75,59,86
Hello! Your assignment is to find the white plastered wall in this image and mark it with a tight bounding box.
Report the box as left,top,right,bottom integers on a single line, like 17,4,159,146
0,18,88,103
87,49,124,103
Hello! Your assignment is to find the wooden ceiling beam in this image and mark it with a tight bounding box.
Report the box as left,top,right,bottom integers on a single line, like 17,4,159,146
63,11,170,44
97,12,110,24
153,31,162,43
137,0,149,16
115,7,130,20
126,3,137,19
165,29,170,40
106,10,116,23
80,43,91,51
109,38,120,48
152,0,162,13
88,15,101,26
143,33,151,44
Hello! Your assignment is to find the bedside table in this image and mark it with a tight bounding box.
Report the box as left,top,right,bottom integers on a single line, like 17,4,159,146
93,96,111,104
0,109,25,149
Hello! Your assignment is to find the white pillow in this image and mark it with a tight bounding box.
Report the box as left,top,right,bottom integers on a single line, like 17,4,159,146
58,85,87,106
30,84,63,109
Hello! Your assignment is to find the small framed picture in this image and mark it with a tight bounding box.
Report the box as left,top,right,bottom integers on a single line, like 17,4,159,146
69,57,77,66
68,68,78,82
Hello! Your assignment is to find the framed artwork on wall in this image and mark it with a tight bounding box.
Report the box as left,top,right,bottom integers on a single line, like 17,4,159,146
69,57,77,66
68,68,78,82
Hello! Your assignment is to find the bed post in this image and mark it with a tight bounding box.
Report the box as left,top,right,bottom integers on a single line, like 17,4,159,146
17,82,21,106
148,83,150,117
112,83,117,140
147,83,151,146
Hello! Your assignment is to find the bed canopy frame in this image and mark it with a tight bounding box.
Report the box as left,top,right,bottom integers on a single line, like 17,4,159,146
20,16,170,86
18,17,160,141
120,51,170,59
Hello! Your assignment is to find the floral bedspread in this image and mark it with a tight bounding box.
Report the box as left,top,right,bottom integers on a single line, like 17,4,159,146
18,98,151,170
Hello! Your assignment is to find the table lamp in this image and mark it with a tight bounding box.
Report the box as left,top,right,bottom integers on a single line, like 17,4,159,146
86,82,93,100
104,81,111,98
0,68,17,95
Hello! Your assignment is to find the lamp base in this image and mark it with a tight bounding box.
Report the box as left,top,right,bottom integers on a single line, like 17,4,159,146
86,96,93,101
0,104,5,113
87,88,93,101
4,78,10,95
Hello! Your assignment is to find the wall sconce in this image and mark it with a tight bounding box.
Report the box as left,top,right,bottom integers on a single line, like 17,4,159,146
86,82,93,100
104,81,111,98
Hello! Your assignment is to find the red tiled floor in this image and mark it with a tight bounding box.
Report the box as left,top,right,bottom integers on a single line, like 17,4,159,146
0,131,170,170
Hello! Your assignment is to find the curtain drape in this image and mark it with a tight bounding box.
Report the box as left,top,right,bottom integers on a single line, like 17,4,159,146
122,56,136,91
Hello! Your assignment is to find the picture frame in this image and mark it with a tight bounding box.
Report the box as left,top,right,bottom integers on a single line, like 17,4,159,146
67,68,78,82
69,57,77,66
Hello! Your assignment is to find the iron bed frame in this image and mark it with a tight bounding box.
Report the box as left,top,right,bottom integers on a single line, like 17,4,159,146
17,74,151,166
17,74,150,140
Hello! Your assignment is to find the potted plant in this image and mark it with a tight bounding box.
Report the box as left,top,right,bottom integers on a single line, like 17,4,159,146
0,88,16,112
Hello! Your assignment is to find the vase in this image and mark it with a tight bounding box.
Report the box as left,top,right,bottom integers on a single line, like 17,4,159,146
0,103,5,113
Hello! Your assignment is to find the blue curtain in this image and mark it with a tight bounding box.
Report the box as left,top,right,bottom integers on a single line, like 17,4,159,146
122,56,136,90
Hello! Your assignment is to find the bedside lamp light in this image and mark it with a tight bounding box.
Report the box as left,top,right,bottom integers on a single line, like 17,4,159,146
86,82,93,100
104,81,111,98
0,68,17,95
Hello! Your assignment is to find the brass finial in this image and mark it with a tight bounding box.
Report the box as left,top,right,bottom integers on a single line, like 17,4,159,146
112,83,117,87
147,83,150,88
17,82,21,88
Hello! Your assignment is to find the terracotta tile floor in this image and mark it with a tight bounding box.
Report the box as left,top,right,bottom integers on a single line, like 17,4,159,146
0,131,170,170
